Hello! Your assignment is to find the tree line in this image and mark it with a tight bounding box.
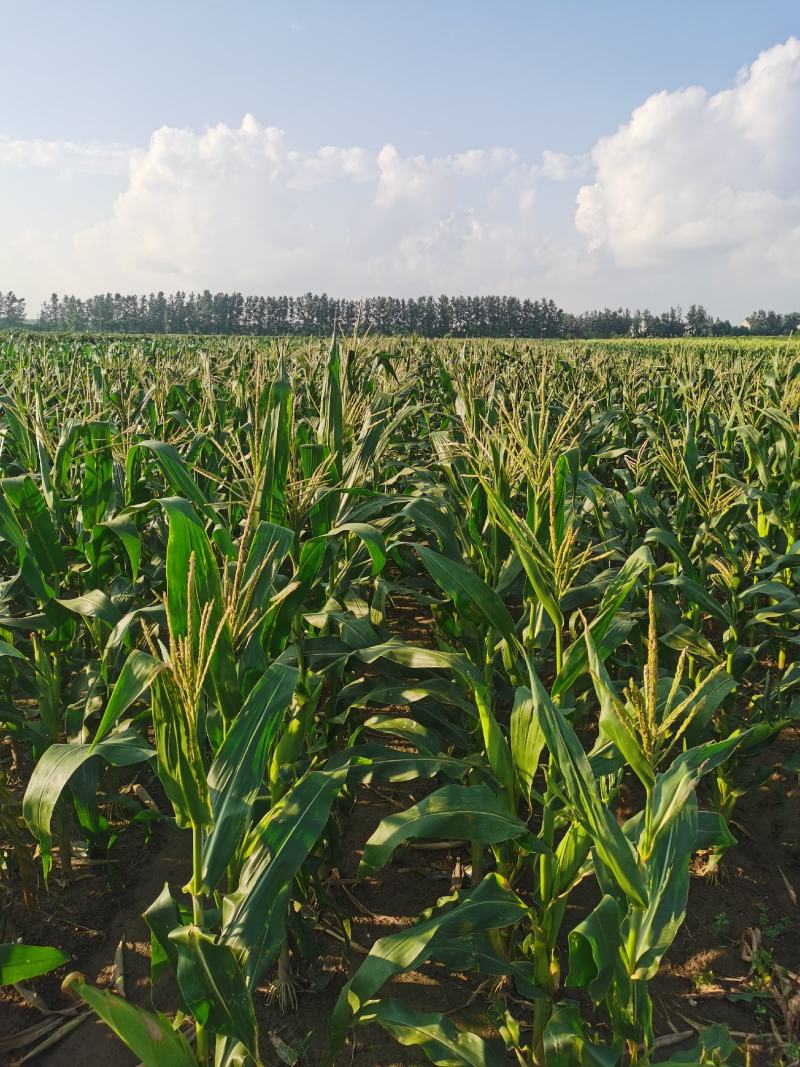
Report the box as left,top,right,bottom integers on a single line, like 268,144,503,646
35,292,567,336
0,289,798,337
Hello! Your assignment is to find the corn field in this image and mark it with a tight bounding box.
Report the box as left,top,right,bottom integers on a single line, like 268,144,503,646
0,333,799,1066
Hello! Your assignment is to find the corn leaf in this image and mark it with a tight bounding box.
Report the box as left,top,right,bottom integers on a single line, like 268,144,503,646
0,943,69,985
221,766,347,983
161,496,239,720
554,545,653,698
63,972,197,1067
330,873,527,1056
91,649,165,749
23,728,154,880
566,894,622,1002
202,662,298,890
527,659,648,909
510,685,545,801
413,544,516,644
169,925,258,1057
358,783,536,879
360,998,509,1066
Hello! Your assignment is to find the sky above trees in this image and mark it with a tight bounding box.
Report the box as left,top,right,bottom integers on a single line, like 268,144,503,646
1,1,799,318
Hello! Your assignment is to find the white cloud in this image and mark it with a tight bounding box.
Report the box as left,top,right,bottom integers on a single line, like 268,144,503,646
0,136,132,176
538,150,589,182
1,115,573,303
576,36,800,279
3,37,800,317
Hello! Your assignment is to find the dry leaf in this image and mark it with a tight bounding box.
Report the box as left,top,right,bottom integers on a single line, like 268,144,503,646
779,865,797,907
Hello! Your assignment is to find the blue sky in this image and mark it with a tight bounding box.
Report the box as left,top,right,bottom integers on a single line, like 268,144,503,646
2,1,799,317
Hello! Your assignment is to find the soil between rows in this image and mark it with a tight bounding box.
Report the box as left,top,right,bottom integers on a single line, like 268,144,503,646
1,602,798,1065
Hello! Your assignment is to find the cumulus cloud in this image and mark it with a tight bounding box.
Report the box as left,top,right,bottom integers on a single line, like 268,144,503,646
576,36,800,277
1,114,570,302
3,37,800,315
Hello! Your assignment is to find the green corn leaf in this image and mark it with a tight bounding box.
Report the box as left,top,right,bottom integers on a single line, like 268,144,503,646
262,537,326,656
554,545,653,699
510,685,545,801
169,925,258,1057
134,440,217,523
484,487,563,631
0,475,65,599
736,424,769,486
347,676,475,715
0,638,28,663
542,1001,623,1067
258,353,293,524
526,659,648,909
327,521,387,576
221,766,347,984
473,681,516,801
402,497,460,558
694,810,736,852
202,662,298,890
333,744,468,786
671,664,737,743
434,934,543,1001
0,396,37,470
149,672,211,831
91,649,165,749
34,392,55,516
0,943,69,985
238,880,292,993
319,337,343,479
63,972,197,1067
664,1024,739,1064
648,733,746,849
643,527,694,578
161,496,239,720
660,623,717,661
633,795,697,980
95,512,142,579
413,543,517,644
80,422,113,532
243,520,293,588
356,640,484,688
23,727,154,881
330,873,527,1056
357,714,443,755
566,894,622,1002
57,589,122,628
341,401,414,497
143,882,182,987
3,474,66,578
585,630,653,791
52,417,83,493
553,823,593,897
552,450,577,548
359,998,509,1066
663,574,732,628
104,604,166,657
358,783,536,879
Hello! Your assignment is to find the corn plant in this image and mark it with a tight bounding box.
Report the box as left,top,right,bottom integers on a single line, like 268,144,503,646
1,333,798,1066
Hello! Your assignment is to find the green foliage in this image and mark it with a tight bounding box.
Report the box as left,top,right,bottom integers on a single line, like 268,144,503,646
0,943,69,984
2,333,798,1065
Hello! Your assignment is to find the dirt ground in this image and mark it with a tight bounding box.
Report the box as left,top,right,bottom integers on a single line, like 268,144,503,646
1,603,798,1066
2,747,798,1066
0,768,486,1067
